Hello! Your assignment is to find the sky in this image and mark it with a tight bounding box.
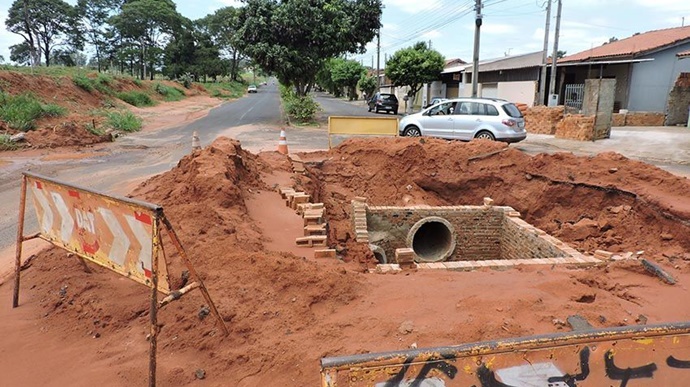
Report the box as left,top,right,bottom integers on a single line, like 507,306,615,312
1,0,690,66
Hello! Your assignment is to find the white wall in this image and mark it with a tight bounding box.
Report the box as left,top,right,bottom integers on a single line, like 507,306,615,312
497,81,537,106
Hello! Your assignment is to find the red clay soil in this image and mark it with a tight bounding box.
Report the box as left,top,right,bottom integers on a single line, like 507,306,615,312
0,70,204,149
4,137,690,386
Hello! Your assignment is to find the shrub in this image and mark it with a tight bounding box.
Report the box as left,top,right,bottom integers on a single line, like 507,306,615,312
72,74,94,92
280,85,319,123
94,74,114,94
116,91,154,107
0,92,67,131
132,78,143,87
154,83,185,101
106,111,142,132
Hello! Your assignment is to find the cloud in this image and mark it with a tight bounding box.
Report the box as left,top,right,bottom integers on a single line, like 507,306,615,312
635,0,690,13
383,0,442,14
422,30,442,39
215,0,245,7
0,8,23,63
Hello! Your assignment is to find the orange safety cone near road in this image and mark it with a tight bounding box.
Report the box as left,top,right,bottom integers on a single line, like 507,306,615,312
277,129,289,154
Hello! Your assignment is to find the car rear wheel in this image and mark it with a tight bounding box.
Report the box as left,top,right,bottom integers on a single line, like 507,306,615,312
475,131,495,141
404,126,421,137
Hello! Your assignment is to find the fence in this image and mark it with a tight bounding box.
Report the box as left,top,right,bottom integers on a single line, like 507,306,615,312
564,83,585,111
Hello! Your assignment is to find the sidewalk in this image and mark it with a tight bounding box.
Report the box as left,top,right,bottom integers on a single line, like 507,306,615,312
517,126,690,177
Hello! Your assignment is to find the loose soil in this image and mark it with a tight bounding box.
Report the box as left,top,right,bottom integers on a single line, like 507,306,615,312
0,70,215,150
2,136,690,386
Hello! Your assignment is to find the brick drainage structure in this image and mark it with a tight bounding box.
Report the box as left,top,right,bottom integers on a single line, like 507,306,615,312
352,198,600,272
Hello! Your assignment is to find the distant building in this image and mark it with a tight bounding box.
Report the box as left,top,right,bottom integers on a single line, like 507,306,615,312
557,26,690,119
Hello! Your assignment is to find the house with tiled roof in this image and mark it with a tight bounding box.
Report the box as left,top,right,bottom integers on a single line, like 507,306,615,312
439,51,544,106
555,26,690,124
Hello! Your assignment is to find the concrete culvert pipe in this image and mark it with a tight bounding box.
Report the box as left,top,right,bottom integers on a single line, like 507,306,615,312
369,244,387,264
406,217,456,262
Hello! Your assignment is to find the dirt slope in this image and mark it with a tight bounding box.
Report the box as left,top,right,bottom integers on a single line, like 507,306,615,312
5,136,690,386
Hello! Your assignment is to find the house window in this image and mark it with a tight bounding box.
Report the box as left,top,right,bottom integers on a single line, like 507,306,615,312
453,73,461,81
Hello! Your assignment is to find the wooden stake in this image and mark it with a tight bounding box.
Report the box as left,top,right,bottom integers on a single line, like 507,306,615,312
161,215,229,336
13,175,27,308
149,216,162,387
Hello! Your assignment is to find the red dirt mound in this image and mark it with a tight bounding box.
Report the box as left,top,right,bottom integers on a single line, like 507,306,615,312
299,137,690,262
23,118,112,148
10,136,690,386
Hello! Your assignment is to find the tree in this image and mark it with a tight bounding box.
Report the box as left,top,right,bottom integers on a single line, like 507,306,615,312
6,0,80,66
234,0,382,96
199,7,244,81
331,59,365,100
358,75,377,101
9,42,33,65
77,0,120,71
110,0,183,79
386,42,444,110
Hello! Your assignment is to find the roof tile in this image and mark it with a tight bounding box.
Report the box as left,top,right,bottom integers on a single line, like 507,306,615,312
561,26,690,63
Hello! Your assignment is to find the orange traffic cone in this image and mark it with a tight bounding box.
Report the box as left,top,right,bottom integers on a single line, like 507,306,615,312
277,129,289,154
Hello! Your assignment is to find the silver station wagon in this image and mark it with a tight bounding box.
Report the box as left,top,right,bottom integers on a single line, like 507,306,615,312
399,97,527,143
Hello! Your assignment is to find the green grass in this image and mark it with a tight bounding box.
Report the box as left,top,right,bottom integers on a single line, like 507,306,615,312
0,134,19,150
200,81,245,99
154,83,185,101
116,91,154,107
85,121,106,136
0,92,67,131
106,111,142,132
72,74,94,91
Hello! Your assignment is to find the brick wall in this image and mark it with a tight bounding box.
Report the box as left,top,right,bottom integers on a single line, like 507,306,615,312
624,112,666,126
501,216,566,259
365,205,569,262
612,113,626,127
524,106,564,134
666,73,690,126
554,114,595,141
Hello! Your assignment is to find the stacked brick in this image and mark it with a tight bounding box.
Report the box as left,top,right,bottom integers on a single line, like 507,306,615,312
612,113,626,127
289,154,306,174
623,112,665,127
352,197,369,243
554,114,595,141
523,106,565,134
278,186,331,250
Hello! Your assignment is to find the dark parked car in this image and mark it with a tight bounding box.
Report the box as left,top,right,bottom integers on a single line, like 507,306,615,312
368,93,399,115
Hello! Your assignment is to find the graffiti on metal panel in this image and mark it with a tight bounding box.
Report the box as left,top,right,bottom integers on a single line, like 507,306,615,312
373,346,690,386
379,354,458,387
604,349,657,386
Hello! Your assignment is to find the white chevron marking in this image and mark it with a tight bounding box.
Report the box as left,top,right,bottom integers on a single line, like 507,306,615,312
30,184,54,235
98,208,130,266
50,192,74,243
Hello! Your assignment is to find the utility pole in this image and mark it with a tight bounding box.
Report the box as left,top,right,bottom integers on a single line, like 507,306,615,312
548,0,562,104
538,0,552,105
376,29,381,90
471,0,482,98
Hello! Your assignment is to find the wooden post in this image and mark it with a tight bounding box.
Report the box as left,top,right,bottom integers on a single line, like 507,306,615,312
13,175,28,308
161,215,229,336
149,216,161,387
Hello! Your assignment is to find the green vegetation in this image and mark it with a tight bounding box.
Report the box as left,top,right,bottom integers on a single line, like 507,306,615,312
280,85,319,124
106,111,142,132
85,120,105,136
385,42,445,104
72,74,95,91
154,83,185,101
0,92,67,131
0,134,19,151
201,81,245,99
116,91,154,107
317,58,366,100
